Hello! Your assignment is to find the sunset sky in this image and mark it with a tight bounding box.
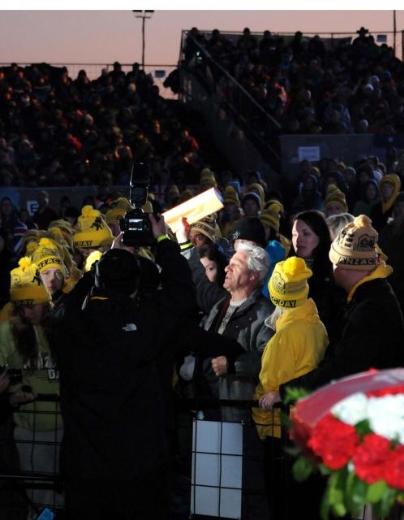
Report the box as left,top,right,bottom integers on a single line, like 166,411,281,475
0,10,403,67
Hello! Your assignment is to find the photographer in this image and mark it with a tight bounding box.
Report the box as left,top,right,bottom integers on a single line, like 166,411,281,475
53,214,196,520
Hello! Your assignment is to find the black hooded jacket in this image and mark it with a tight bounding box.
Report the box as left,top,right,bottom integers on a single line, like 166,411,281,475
53,239,196,480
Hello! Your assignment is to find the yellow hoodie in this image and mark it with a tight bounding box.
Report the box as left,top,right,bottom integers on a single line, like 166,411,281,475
253,298,328,438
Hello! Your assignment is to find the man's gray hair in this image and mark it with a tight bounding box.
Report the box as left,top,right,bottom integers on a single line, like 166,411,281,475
236,240,269,284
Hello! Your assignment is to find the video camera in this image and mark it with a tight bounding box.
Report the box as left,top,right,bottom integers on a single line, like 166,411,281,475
120,162,155,247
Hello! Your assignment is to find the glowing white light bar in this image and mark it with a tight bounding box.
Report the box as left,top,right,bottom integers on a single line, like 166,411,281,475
162,188,223,233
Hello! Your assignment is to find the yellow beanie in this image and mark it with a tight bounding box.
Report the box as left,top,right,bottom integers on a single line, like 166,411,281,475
380,174,401,214
269,256,312,308
260,207,280,234
264,199,284,215
223,186,240,207
10,257,51,304
329,215,379,270
48,219,75,250
105,197,132,225
167,184,180,198
178,188,195,203
62,264,83,294
325,185,348,212
73,205,113,249
31,238,67,276
200,168,217,188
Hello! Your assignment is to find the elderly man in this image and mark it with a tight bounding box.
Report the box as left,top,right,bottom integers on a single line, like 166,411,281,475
189,240,273,520
197,241,273,420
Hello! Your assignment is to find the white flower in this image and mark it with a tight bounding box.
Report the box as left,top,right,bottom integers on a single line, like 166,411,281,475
367,395,404,444
331,392,369,425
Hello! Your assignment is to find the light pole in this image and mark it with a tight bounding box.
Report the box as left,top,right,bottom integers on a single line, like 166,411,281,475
132,10,154,70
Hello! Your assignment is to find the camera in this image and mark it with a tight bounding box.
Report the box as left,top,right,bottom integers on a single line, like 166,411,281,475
120,162,155,247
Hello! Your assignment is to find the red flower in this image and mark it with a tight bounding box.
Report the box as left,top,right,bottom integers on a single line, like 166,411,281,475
308,414,359,470
353,434,391,484
367,384,404,398
385,446,404,491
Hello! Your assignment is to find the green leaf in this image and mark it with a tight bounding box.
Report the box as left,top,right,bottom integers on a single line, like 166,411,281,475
377,487,397,518
292,456,315,482
319,464,331,476
366,481,388,504
328,470,348,517
355,419,372,437
284,386,310,405
350,475,367,508
320,488,331,520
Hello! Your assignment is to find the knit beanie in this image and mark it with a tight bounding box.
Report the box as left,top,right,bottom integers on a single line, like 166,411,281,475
241,192,263,211
190,215,220,243
231,217,266,248
10,257,51,304
329,214,379,270
95,249,140,295
380,174,401,214
166,184,180,200
178,188,195,204
223,186,240,207
200,168,217,188
325,185,348,212
48,219,75,250
73,205,113,249
31,238,67,277
247,182,266,207
265,199,284,215
269,256,312,308
260,200,283,234
105,197,132,225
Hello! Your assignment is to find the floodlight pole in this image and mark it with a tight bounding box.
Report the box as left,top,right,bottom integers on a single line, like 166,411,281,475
133,10,154,70
393,10,397,57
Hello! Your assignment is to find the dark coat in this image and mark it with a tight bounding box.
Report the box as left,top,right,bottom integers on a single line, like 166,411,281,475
197,290,274,420
53,239,196,480
281,277,404,394
379,222,404,315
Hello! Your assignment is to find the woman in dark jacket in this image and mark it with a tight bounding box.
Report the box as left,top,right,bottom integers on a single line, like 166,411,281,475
290,210,345,342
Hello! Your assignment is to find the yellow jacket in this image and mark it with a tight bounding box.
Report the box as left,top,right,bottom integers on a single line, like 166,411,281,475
253,298,328,438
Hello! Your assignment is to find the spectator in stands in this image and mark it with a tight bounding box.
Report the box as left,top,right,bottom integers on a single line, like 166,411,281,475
0,230,13,309
241,191,262,217
379,192,404,314
32,191,58,229
218,185,242,238
326,212,354,241
353,179,380,216
371,173,401,231
291,174,323,213
323,185,348,217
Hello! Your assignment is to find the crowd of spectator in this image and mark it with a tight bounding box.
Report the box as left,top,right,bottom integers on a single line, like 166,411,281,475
1,27,404,519
0,61,220,188
182,26,404,140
